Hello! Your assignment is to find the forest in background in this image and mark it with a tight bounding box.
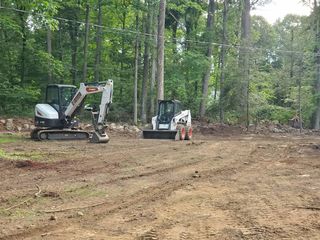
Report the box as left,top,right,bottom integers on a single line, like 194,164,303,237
0,0,320,129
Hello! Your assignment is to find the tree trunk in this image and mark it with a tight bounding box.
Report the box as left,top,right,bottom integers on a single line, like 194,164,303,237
313,1,320,129
314,48,320,129
94,0,102,82
290,29,294,79
3,31,15,82
83,4,90,81
157,0,166,101
239,0,251,128
70,20,78,85
58,20,64,83
199,0,215,118
133,0,140,125
19,11,26,85
150,4,158,117
119,12,126,102
171,11,178,54
47,26,52,84
141,0,151,123
298,58,303,133
219,0,228,123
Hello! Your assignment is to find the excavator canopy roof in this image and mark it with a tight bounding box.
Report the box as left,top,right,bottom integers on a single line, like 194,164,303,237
47,84,77,88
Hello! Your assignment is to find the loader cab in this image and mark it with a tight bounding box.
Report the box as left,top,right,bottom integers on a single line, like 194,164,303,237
46,84,77,115
157,100,182,129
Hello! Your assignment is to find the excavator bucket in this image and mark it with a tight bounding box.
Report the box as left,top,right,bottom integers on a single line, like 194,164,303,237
90,131,110,143
142,130,178,140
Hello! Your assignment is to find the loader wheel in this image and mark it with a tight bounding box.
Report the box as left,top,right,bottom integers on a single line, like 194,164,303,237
185,127,193,140
179,127,186,140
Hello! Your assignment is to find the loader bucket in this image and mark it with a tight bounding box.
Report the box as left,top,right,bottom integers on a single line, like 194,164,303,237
142,130,178,140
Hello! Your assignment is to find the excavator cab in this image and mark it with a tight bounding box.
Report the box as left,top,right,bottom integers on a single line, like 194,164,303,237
46,85,77,114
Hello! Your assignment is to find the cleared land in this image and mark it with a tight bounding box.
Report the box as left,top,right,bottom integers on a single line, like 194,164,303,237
0,132,319,239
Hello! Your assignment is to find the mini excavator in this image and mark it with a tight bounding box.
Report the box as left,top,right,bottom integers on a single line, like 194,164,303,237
143,100,192,140
31,80,113,143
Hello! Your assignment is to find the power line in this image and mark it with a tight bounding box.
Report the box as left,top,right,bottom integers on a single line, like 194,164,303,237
0,5,316,57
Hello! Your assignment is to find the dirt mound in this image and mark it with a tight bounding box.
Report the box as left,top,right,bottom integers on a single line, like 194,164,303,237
193,121,245,136
192,120,320,136
247,122,320,135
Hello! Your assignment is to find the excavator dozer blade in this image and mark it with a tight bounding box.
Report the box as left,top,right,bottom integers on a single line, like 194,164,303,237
143,130,178,140
90,131,110,143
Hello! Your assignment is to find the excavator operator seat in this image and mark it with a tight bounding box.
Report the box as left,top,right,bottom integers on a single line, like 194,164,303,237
46,84,77,114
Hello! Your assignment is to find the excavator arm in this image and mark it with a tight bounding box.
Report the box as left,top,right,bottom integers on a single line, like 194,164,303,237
64,80,112,119
64,79,113,143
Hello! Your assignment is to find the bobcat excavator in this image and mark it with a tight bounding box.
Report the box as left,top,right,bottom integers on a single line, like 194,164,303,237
143,100,192,140
31,79,113,143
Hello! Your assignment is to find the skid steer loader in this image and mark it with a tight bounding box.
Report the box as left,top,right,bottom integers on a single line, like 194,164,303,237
143,100,192,140
31,80,113,143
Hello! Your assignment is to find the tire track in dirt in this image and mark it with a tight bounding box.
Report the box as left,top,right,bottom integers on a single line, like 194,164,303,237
1,141,252,240
208,143,320,240
0,223,65,240
75,142,258,238
5,137,318,239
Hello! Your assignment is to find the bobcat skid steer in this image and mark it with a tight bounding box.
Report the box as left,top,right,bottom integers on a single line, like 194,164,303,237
143,100,192,140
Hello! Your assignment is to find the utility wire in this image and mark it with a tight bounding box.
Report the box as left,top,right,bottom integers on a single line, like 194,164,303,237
0,6,316,57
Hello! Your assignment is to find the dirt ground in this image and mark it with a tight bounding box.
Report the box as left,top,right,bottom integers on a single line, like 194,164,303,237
0,132,320,240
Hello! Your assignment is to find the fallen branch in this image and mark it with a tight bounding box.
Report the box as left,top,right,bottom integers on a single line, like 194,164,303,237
34,184,42,198
5,184,41,211
40,201,109,213
296,206,320,211
5,197,33,211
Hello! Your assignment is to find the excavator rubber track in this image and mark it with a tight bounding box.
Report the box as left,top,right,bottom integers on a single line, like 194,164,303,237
142,130,178,140
31,129,90,141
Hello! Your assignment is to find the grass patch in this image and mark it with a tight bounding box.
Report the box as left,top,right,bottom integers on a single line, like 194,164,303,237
64,184,106,199
10,151,45,160
0,195,51,218
0,148,46,161
0,207,35,218
0,134,24,144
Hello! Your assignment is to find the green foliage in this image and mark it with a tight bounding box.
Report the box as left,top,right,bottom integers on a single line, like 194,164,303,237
0,82,40,115
255,105,295,124
0,0,318,128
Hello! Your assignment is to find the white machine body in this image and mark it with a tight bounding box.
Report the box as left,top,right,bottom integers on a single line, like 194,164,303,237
35,104,59,120
152,109,192,131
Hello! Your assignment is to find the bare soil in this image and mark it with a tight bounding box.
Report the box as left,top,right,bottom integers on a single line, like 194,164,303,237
0,132,319,240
